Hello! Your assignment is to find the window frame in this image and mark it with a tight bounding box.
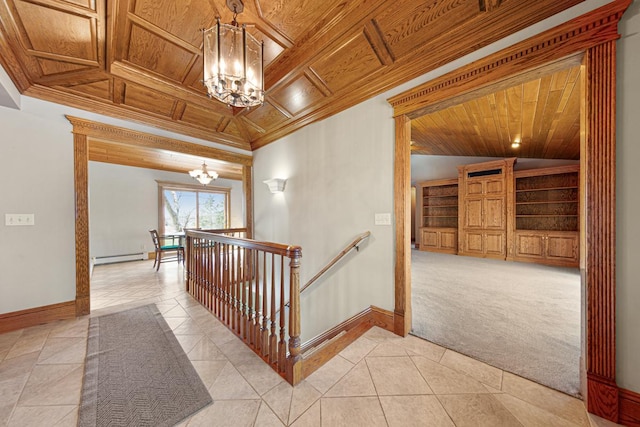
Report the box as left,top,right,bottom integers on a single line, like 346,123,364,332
157,180,231,234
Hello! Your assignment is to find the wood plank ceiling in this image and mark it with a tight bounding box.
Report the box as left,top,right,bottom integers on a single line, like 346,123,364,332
0,0,584,164
411,64,582,160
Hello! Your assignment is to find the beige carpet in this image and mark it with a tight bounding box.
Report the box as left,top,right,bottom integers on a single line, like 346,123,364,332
411,250,581,397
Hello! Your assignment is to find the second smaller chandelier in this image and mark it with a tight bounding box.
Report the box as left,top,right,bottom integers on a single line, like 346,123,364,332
203,0,264,108
189,162,219,186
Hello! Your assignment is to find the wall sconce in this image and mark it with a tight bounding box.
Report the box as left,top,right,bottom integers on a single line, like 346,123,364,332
263,178,286,193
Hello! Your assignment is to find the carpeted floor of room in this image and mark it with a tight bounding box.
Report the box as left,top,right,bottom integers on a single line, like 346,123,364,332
411,250,581,397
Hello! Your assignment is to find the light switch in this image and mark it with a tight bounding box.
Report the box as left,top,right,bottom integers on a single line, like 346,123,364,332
5,214,35,226
374,213,391,225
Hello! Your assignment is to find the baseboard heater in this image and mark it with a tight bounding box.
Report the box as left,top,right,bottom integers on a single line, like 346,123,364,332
93,252,146,265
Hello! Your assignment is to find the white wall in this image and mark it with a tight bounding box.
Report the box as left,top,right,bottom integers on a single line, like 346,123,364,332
616,0,640,392
89,162,244,259
253,97,395,341
0,101,75,313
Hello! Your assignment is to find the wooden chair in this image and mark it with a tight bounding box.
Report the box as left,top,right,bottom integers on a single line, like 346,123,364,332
149,229,184,271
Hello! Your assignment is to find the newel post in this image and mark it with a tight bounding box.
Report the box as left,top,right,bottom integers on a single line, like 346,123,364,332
185,234,191,292
287,246,303,385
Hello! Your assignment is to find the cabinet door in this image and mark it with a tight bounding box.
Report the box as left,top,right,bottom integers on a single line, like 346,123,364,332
464,199,484,228
514,232,545,259
484,197,505,229
440,230,457,251
421,229,438,249
484,178,504,195
485,232,505,256
463,231,484,255
546,232,579,264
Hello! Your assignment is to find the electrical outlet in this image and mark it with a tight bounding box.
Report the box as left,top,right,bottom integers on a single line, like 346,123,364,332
5,214,35,226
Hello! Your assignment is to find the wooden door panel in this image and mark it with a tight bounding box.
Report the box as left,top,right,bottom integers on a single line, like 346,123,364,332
466,181,483,195
464,199,483,228
485,179,504,194
464,232,484,254
484,197,505,229
546,233,578,261
485,232,505,256
440,230,457,250
421,229,438,248
514,232,545,258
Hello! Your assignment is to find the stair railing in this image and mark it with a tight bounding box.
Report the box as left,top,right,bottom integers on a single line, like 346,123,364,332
184,228,303,385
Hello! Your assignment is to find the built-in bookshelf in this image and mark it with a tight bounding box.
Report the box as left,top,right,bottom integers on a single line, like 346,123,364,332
514,166,579,231
421,179,458,229
512,164,579,267
418,178,458,254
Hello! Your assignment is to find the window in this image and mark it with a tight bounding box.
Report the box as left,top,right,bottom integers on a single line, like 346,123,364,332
158,182,230,234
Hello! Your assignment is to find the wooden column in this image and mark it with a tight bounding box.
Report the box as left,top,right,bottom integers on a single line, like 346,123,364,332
243,165,254,239
74,133,90,316
394,115,412,336
584,39,619,422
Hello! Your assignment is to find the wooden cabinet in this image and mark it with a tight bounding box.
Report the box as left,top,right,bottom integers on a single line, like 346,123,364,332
415,160,580,267
513,230,579,266
417,178,458,253
420,227,457,254
511,165,579,267
458,159,516,259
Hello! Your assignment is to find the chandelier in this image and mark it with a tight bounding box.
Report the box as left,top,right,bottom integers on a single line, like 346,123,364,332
203,0,264,108
189,162,219,185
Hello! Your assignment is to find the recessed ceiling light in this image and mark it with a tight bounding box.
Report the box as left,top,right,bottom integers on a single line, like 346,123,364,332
511,141,521,149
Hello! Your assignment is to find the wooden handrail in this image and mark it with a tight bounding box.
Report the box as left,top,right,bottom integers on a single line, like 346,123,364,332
301,231,371,294
278,231,371,313
186,229,301,257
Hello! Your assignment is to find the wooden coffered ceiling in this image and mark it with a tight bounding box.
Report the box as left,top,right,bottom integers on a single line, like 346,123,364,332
0,0,583,154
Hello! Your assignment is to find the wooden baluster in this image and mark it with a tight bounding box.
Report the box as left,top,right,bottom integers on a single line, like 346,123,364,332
206,239,211,311
229,245,238,331
278,255,286,373
238,248,249,339
214,240,220,310
261,251,269,357
253,249,260,349
216,242,222,318
269,253,277,364
287,248,302,385
246,248,253,342
236,245,242,335
196,238,201,303
185,235,191,293
222,243,228,325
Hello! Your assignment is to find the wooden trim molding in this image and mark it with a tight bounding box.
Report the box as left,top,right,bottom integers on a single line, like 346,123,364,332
300,306,394,378
584,37,619,420
0,301,76,334
388,0,631,423
65,116,253,167
74,133,90,316
243,165,254,239
393,115,412,336
620,388,640,427
388,0,631,118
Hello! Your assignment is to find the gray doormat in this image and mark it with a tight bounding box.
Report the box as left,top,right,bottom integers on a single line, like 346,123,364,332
78,304,212,426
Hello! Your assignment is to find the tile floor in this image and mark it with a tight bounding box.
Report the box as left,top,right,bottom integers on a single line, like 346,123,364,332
0,260,623,426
